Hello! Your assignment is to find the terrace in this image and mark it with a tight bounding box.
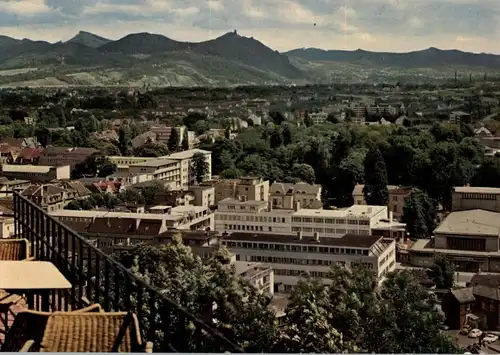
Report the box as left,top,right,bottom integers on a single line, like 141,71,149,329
0,192,243,352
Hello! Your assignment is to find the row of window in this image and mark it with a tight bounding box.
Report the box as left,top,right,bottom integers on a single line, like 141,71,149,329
292,217,370,225
291,226,370,235
217,213,372,226
217,214,284,222
223,240,371,256
459,193,497,200
249,255,345,266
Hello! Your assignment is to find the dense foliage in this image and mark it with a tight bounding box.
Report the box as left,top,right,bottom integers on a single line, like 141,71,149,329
115,236,462,353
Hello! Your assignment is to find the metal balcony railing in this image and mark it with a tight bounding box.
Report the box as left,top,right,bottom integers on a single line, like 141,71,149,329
12,192,244,353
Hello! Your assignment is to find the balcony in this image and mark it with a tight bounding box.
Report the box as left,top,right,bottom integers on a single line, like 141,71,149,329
2,191,243,352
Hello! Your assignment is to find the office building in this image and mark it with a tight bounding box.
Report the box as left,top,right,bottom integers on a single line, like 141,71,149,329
452,186,500,212
215,198,388,238
221,231,396,293
410,209,500,272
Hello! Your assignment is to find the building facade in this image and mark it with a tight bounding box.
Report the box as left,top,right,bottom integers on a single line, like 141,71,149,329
206,177,269,204
221,232,396,293
270,182,322,209
410,209,500,272
0,164,71,182
215,198,388,238
452,186,500,213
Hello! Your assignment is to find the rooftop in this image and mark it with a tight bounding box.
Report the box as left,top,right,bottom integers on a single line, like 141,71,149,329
454,186,500,194
434,209,500,236
292,204,386,218
1,164,53,173
49,205,209,221
224,232,383,248
130,157,177,168
167,149,211,160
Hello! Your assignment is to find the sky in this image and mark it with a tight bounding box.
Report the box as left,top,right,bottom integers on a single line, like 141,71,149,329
0,0,499,53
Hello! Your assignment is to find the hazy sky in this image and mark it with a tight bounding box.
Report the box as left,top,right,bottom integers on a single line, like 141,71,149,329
0,0,498,53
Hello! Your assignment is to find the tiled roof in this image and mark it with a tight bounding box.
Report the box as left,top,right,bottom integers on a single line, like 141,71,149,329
18,147,44,159
270,182,321,195
450,287,475,304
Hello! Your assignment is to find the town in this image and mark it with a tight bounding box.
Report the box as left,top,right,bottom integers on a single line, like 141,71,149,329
0,82,500,352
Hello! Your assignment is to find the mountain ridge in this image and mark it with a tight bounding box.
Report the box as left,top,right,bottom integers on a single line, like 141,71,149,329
285,47,500,68
67,31,112,48
1,31,500,86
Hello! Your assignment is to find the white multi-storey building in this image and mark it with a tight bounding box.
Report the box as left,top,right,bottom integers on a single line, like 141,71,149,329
221,231,396,293
215,198,388,238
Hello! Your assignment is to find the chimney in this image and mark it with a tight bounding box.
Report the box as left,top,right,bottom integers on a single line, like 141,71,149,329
294,200,300,212
389,211,393,223
314,232,320,241
297,231,302,240
268,200,273,211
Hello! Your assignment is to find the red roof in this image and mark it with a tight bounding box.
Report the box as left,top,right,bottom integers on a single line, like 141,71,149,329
18,147,44,159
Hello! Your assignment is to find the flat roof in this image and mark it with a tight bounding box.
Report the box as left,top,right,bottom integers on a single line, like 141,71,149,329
224,232,382,248
292,205,386,218
434,209,500,236
167,149,211,160
1,164,52,173
130,158,177,168
219,198,268,206
454,186,500,194
49,205,209,221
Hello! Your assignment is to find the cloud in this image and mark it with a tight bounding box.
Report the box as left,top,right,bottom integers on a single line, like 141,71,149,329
0,0,497,53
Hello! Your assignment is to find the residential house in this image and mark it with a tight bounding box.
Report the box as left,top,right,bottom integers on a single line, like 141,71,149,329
15,147,44,165
442,274,500,330
352,184,412,220
21,181,91,212
269,182,322,209
204,177,269,204
474,126,493,138
0,178,30,198
38,147,99,168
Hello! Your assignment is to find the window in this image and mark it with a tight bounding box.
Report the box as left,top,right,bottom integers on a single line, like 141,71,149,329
392,196,398,201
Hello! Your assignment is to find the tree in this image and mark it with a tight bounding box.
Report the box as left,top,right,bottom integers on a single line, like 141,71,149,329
72,153,117,179
117,126,131,156
168,128,180,152
133,141,169,157
292,163,315,184
368,270,460,353
427,255,455,289
191,152,210,184
363,146,389,205
269,129,283,149
282,124,292,145
182,129,190,150
115,235,278,352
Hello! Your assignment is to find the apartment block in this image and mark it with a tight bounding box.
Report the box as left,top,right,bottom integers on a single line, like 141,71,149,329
107,156,161,167
49,204,213,233
352,184,413,220
0,164,70,182
167,149,212,187
270,182,322,209
221,232,396,293
452,186,500,212
127,158,181,187
215,198,388,238
189,185,215,207
205,177,269,204
21,181,91,212
38,147,98,167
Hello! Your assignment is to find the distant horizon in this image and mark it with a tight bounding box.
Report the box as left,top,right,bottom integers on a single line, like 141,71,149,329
2,29,499,57
0,0,497,55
